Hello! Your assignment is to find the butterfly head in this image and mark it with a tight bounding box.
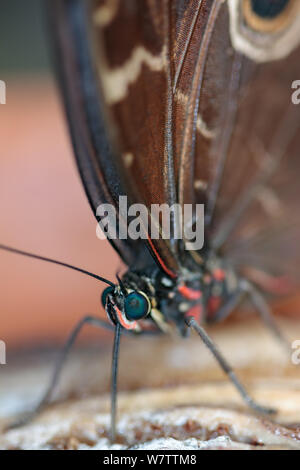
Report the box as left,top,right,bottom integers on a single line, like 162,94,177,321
101,284,151,332
101,270,206,335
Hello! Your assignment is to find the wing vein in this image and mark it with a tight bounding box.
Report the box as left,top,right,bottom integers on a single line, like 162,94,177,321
178,0,224,210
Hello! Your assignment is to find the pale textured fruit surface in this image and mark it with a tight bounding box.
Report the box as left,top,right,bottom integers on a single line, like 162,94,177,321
1,318,300,450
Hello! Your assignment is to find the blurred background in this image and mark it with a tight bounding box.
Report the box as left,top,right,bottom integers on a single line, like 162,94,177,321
0,0,119,349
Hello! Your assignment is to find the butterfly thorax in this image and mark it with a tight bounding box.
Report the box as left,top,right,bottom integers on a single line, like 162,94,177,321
102,256,239,337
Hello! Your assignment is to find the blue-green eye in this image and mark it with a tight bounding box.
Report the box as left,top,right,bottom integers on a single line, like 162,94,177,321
101,286,114,307
124,291,150,320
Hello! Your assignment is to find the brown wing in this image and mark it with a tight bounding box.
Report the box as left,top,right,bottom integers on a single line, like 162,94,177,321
49,0,157,271
51,0,225,277
89,0,231,275
51,0,300,285
90,0,180,276
185,1,300,290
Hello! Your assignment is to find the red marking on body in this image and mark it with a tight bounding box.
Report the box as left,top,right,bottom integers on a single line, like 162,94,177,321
147,236,177,279
208,296,221,315
213,268,225,281
185,304,203,324
178,285,202,300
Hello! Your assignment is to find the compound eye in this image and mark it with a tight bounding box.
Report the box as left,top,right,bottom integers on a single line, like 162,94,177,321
101,286,114,307
124,291,151,321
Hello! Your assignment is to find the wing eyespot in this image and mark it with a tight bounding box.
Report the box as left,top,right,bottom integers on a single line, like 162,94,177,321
243,0,296,34
228,0,300,62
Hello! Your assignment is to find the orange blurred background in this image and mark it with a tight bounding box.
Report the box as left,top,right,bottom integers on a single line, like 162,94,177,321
0,1,122,349
0,77,120,348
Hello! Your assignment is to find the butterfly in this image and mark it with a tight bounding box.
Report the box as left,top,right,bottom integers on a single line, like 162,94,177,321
1,0,300,443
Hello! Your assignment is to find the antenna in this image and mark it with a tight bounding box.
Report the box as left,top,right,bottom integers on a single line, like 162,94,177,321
0,244,115,287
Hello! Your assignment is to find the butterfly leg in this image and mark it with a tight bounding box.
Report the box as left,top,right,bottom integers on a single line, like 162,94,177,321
207,287,246,323
208,279,289,350
5,315,118,431
244,280,290,352
185,316,276,415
